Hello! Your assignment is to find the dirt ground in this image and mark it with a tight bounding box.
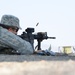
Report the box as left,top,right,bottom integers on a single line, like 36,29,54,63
0,55,75,75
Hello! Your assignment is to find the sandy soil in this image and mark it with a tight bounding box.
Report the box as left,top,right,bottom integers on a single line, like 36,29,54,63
0,55,75,75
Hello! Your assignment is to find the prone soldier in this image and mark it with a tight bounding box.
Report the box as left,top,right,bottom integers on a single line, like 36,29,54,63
0,14,34,54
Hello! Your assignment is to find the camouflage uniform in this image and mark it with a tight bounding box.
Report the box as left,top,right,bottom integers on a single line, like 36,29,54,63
0,15,33,54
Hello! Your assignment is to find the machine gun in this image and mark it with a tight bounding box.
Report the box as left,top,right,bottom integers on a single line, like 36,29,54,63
20,27,56,50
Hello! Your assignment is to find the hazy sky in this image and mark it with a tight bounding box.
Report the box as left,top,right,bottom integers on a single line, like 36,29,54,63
0,0,75,51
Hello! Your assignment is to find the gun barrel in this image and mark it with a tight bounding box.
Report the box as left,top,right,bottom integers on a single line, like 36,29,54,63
47,37,56,39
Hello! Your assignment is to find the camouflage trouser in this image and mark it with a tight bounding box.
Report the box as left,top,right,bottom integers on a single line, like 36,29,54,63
0,47,21,55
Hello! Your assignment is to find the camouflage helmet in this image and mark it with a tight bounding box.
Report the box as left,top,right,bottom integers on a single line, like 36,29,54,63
0,14,21,29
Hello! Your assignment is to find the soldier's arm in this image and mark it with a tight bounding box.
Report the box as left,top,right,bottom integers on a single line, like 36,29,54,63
0,27,34,54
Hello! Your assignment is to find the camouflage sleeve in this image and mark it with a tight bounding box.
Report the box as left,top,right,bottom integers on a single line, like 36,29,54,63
0,27,34,54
